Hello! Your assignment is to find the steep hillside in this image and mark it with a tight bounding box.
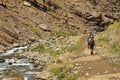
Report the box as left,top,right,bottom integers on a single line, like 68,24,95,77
97,21,120,66
0,0,120,52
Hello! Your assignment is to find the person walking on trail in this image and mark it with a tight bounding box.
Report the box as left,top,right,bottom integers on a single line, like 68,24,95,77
89,37,95,55
87,32,95,55
87,32,94,49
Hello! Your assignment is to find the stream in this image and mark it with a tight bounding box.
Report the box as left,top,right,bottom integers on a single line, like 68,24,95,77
0,46,42,80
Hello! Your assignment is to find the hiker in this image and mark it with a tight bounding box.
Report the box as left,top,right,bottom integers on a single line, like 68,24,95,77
89,37,95,55
87,32,94,49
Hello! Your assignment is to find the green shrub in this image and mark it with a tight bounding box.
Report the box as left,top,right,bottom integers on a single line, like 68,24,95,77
32,44,45,53
56,59,63,64
50,30,77,38
58,73,66,80
32,44,60,56
110,42,120,52
51,66,63,76
99,37,110,43
108,21,120,31
45,48,60,56
66,44,78,52
31,28,41,37
67,72,80,80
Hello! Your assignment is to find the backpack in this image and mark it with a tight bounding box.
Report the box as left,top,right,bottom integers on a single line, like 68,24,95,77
88,35,94,43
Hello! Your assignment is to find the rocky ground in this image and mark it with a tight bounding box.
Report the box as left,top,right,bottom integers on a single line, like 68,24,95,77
0,0,120,80
0,0,120,52
16,32,120,80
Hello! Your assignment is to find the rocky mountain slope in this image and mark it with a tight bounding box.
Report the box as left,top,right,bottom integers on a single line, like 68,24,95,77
0,0,120,52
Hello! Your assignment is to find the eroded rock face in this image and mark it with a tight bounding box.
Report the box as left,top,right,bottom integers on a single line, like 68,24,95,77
70,0,120,30
0,0,119,51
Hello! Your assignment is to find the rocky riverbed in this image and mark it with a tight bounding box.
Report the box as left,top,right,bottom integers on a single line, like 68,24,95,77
0,46,44,80
0,35,79,80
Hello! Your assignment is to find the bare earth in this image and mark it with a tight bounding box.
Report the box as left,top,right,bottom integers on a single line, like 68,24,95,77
77,48,120,80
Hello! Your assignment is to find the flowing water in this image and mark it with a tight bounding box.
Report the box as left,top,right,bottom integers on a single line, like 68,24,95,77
0,46,42,80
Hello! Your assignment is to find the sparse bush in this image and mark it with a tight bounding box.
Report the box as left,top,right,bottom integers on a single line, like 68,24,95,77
66,44,78,52
45,48,60,56
32,44,60,56
58,73,66,80
50,30,77,38
51,65,63,76
56,59,63,64
67,72,80,80
32,44,45,53
99,37,110,43
31,28,41,37
110,42,120,52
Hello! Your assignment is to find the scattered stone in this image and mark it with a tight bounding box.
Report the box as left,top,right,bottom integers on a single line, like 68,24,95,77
8,62,13,65
23,1,31,7
35,71,53,80
0,58,5,63
80,66,83,68
114,68,117,70
29,60,34,63
104,71,108,74
12,43,19,47
77,67,81,69
97,73,100,75
34,64,38,68
74,0,80,2
88,67,92,70
75,63,79,66
84,72,89,77
34,60,40,65
0,48,4,53
74,71,78,74
81,71,84,73
38,24,50,31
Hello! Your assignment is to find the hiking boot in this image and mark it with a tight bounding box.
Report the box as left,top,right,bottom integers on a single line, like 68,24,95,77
91,51,93,55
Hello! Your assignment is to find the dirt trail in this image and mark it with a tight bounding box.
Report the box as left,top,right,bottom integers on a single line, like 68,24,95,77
62,35,120,80
35,35,120,80
77,48,120,80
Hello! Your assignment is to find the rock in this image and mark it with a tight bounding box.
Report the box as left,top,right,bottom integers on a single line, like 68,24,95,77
29,60,34,63
34,64,38,68
114,67,117,70
29,36,37,42
81,71,84,73
23,1,31,7
102,15,113,23
35,71,53,80
84,72,89,77
0,50,4,53
80,66,83,68
74,0,80,2
0,47,5,53
35,60,40,65
104,71,108,74
97,73,100,75
74,71,78,74
8,62,13,65
75,63,79,66
38,24,50,31
12,43,19,47
0,58,5,63
88,67,92,70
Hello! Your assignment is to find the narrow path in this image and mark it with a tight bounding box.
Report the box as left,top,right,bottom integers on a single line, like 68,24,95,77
76,48,120,80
